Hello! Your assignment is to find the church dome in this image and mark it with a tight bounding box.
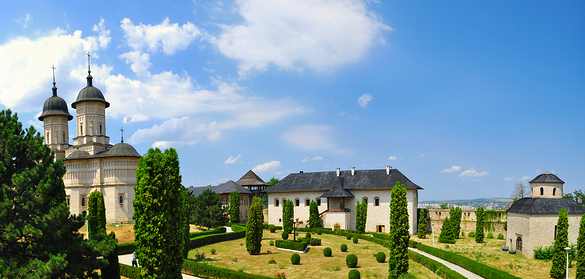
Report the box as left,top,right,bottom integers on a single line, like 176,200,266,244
71,74,110,109
529,172,564,184
98,142,141,158
39,81,73,121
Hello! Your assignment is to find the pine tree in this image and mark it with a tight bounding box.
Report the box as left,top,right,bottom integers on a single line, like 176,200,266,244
550,209,569,278
475,206,485,243
577,213,585,279
361,200,368,233
439,217,454,243
230,190,240,223
0,109,114,278
283,199,294,234
134,147,184,279
356,200,364,233
101,232,120,279
192,188,228,230
88,190,106,240
309,200,321,228
417,209,427,239
181,189,191,259
246,196,264,255
389,181,409,278
451,207,462,239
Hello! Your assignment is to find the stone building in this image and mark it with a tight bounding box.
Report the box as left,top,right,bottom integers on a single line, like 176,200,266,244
236,170,270,201
188,180,252,223
506,172,585,258
427,208,507,235
39,63,141,223
265,166,422,234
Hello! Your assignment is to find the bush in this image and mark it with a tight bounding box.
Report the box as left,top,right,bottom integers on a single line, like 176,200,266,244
275,240,308,251
497,233,504,240
461,231,465,237
269,240,274,246
317,232,322,235
353,236,358,244
268,258,276,264
210,248,216,254
341,244,348,252
182,259,274,279
468,231,475,237
346,234,352,240
376,252,386,263
291,253,301,265
408,250,466,279
282,231,289,240
310,239,321,246
346,254,358,268
534,246,554,260
269,225,277,233
306,232,312,238
120,264,141,279
323,247,332,257
487,232,494,239
348,269,361,279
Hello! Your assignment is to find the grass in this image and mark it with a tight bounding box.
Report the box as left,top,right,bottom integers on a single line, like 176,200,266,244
188,231,441,279
412,232,578,278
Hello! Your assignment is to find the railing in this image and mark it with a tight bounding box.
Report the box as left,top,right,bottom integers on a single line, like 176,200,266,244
319,208,350,216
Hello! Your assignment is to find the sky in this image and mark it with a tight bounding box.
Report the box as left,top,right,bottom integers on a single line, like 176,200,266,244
1,1,583,201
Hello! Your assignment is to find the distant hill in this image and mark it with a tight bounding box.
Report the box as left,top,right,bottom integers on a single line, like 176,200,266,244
420,198,512,210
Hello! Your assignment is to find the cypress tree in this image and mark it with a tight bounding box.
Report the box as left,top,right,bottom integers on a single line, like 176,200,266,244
451,207,462,239
389,181,409,278
417,209,427,239
577,213,585,279
283,199,294,234
134,148,184,279
355,201,364,233
246,196,264,255
475,206,485,243
361,200,368,233
88,190,106,240
550,209,569,278
230,190,240,223
181,189,191,259
101,232,120,279
0,109,114,278
309,200,321,228
439,217,454,243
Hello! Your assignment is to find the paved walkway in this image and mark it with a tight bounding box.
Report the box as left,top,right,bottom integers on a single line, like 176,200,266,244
408,247,483,279
118,254,202,279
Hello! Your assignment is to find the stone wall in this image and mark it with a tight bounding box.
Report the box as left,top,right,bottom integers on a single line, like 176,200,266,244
426,208,507,235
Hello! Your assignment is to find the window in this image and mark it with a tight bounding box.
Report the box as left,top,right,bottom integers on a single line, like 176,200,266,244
295,198,299,207
66,196,70,206
316,198,321,206
99,124,102,134
305,198,310,206
540,187,544,196
376,225,385,233
363,197,368,204
80,124,83,134
516,237,523,251
63,132,66,142
81,196,86,207
47,132,50,143
119,195,124,206
374,197,380,206
275,199,279,207
240,198,243,205
553,188,556,196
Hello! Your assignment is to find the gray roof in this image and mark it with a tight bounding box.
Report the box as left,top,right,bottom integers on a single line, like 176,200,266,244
237,170,269,186
214,180,252,194
66,143,141,160
66,150,90,160
507,198,585,214
320,177,354,198
39,90,73,121
530,172,564,184
265,168,422,193
187,186,217,197
72,74,110,108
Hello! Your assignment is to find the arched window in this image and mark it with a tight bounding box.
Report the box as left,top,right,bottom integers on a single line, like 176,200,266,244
305,198,310,206
540,187,544,196
119,195,124,206
63,132,66,142
516,237,522,251
275,199,279,207
553,188,556,196
374,197,380,206
316,198,321,206
81,196,86,207
363,197,368,204
47,132,50,143
295,198,300,207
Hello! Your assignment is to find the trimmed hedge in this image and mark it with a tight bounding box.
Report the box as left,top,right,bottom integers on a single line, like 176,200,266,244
189,226,226,238
119,226,231,254
323,247,332,257
346,254,358,268
408,250,466,279
352,236,358,244
375,252,386,263
348,269,361,279
291,253,301,265
275,239,308,251
188,229,246,249
183,259,273,279
118,242,136,255
120,263,140,279
341,244,348,252
281,231,289,240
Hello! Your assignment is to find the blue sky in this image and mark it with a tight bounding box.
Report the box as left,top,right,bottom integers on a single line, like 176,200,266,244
1,1,583,200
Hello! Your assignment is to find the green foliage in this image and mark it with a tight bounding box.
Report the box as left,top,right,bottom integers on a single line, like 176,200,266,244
376,252,386,263
468,231,475,237
230,190,241,223
291,253,301,265
450,207,462,239
269,240,274,246
282,200,294,234
440,203,449,209
0,109,115,278
389,181,410,278
275,240,308,251
88,191,106,240
267,177,280,186
487,232,494,239
439,217,455,244
564,189,585,204
120,263,141,279
346,254,358,268
134,147,185,279
534,245,555,260
211,248,216,254
101,232,121,279
497,233,504,240
246,196,264,255
417,209,427,239
461,231,465,237
577,213,585,278
408,250,467,279
341,244,348,252
281,231,289,240
181,189,191,259
269,225,277,233
348,269,361,279
550,209,569,278
182,259,274,279
346,234,352,240
353,236,358,243
192,188,228,230
323,247,332,257
309,200,321,228
305,232,312,238
268,258,276,264
355,200,367,233
475,206,485,243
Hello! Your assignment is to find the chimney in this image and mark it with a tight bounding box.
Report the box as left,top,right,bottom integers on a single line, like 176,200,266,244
336,168,340,176
351,167,355,176
386,165,392,175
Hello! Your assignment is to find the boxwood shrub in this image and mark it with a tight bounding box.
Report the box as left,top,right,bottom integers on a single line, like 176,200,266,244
341,244,348,252
183,259,273,279
352,236,358,244
323,247,332,257
269,240,274,246
291,253,301,265
348,269,361,279
487,232,494,239
375,252,386,263
269,225,277,233
468,231,475,237
346,234,352,240
275,239,308,251
281,231,289,240
346,254,358,268
306,232,312,238
497,233,504,240
119,264,140,279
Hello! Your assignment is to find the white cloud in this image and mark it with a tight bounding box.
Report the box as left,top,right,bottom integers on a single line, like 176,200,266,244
358,93,373,108
418,153,425,158
440,165,461,173
121,17,203,55
119,50,152,76
16,14,32,28
252,161,282,172
92,18,111,49
388,156,397,160
283,125,350,154
459,168,489,179
504,177,515,181
128,117,223,147
211,0,392,77
225,155,242,164
521,176,531,180
303,155,324,162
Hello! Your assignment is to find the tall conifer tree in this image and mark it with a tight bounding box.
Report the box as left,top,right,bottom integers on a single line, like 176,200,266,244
389,181,409,278
475,206,485,243
192,189,227,230
282,199,294,234
550,209,569,278
309,200,321,228
417,209,427,239
246,197,264,255
577,213,585,279
230,190,240,223
181,190,191,259
88,191,106,239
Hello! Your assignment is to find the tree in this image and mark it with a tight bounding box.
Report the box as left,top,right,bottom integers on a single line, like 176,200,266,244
361,200,368,233
439,203,449,209
192,189,228,230
565,190,585,205
267,177,280,186
577,213,585,279
309,200,321,228
450,206,462,239
389,181,409,278
88,191,106,240
511,182,529,201
438,217,455,244
417,209,427,239
475,206,485,243
134,147,185,279
101,232,120,279
246,196,264,255
282,199,294,234
0,109,114,278
550,209,569,278
230,190,240,223
355,200,367,233
180,189,191,259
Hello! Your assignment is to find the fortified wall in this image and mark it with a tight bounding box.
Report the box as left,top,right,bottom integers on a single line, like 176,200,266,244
424,209,507,235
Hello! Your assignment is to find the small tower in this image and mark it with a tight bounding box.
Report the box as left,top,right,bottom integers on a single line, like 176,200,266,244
529,171,564,198
70,53,110,155
38,66,73,159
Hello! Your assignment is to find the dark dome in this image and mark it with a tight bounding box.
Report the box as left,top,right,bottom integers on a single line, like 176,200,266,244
39,95,73,121
530,172,564,184
97,142,141,158
66,150,90,160
71,75,110,109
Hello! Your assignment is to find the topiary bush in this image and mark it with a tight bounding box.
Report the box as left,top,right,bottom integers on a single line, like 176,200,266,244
468,231,475,237
306,232,312,238
348,269,361,279
269,240,274,246
269,225,277,233
291,253,301,265
282,231,289,240
346,234,352,240
497,233,504,240
352,236,358,244
375,252,386,263
487,232,494,239
341,244,348,252
346,254,358,268
323,247,332,257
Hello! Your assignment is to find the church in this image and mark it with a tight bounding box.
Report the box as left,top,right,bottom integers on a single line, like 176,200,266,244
39,61,141,224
